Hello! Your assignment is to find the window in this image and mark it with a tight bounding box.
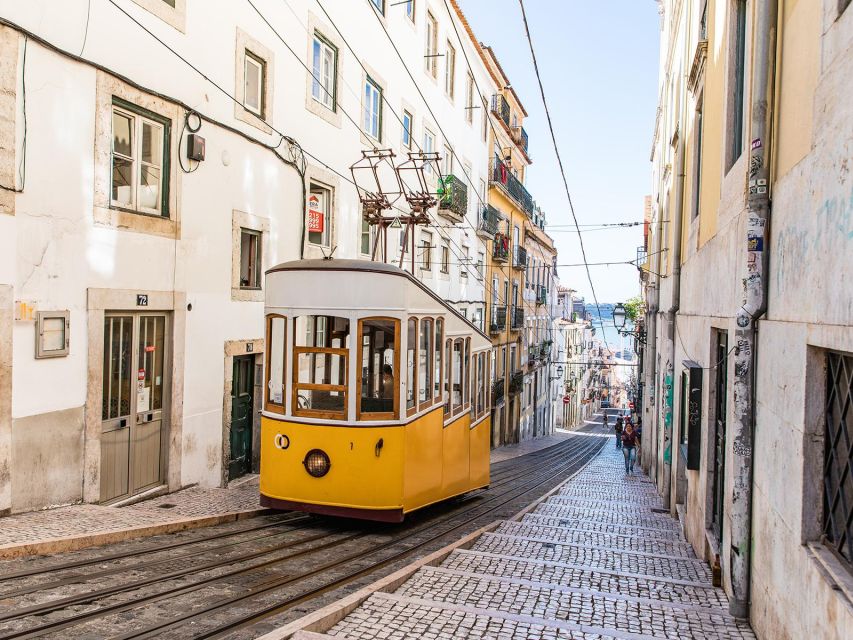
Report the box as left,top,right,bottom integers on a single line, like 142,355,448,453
363,77,382,141
452,339,463,414
419,318,433,407
423,128,435,174
361,217,372,256
163,0,175,6
434,318,444,402
311,34,337,111
425,12,438,78
444,338,452,416
358,318,399,419
692,94,704,218
443,144,453,176
842,0,853,15
111,103,169,216
481,94,488,141
477,252,484,279
308,183,332,247
406,318,417,414
265,315,286,413
440,244,450,274
463,338,471,411
465,73,474,124
371,0,385,13
445,41,456,98
420,231,433,270
35,311,70,359
824,351,853,566
405,0,415,21
402,109,413,148
729,0,747,168
239,229,262,289
461,246,469,279
293,315,349,417
244,51,266,117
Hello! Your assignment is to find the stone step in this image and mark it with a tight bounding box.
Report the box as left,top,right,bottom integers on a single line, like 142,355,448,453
534,502,682,532
471,533,713,584
521,514,686,542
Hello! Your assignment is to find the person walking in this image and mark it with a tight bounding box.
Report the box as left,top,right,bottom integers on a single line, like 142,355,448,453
622,423,637,474
614,416,623,450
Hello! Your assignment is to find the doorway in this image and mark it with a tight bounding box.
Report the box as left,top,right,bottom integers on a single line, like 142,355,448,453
229,355,255,480
100,314,169,503
711,331,728,544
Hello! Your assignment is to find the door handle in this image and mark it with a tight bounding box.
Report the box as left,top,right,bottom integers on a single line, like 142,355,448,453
119,418,127,428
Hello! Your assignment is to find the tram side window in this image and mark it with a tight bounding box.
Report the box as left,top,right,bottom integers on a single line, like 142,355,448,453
463,338,471,411
293,315,349,417
435,318,444,405
444,338,452,417
406,318,417,415
265,315,286,413
419,318,433,408
359,318,399,419
452,339,463,414
477,352,485,417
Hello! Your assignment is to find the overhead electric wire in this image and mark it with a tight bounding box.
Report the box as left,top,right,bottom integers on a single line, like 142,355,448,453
516,0,614,355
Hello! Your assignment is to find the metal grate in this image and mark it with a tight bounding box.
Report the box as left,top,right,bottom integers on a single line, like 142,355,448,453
824,351,853,566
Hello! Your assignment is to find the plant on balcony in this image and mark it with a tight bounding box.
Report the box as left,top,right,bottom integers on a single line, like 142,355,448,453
437,174,468,220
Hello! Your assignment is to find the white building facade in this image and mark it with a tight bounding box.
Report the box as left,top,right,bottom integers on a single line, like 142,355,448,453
0,0,494,514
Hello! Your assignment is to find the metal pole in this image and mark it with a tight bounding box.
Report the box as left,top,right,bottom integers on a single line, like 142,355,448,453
729,0,777,620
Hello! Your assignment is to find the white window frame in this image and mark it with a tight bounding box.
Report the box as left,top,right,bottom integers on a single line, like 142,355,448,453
425,12,438,78
441,244,450,274
110,104,167,217
421,231,433,271
363,76,382,141
460,246,469,279
443,144,453,176
371,0,385,14
311,33,337,111
465,73,474,124
405,0,415,21
423,127,436,175
239,228,263,290
445,40,456,98
244,50,266,117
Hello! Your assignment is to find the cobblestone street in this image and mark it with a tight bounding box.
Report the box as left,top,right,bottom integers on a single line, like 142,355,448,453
298,441,755,640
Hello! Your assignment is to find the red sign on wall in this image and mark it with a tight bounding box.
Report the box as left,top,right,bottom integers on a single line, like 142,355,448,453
307,193,324,234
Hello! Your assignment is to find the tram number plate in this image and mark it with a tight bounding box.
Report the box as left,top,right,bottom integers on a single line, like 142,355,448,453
136,294,149,307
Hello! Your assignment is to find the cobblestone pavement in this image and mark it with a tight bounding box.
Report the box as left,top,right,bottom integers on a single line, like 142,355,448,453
490,430,576,464
315,445,755,639
0,475,262,550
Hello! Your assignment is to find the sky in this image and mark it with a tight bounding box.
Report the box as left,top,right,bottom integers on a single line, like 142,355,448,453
458,0,661,303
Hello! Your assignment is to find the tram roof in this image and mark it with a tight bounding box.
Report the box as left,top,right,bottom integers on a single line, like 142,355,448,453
267,259,489,341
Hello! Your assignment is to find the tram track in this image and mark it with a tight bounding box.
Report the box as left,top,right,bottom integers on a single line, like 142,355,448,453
0,434,605,640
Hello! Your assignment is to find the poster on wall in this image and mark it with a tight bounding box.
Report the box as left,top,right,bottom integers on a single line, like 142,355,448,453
307,193,325,234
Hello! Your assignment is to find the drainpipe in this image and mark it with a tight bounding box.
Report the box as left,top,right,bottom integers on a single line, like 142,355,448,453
729,0,777,621
661,139,686,508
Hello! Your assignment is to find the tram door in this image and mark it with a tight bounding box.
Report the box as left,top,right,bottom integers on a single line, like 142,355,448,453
101,314,169,503
229,355,254,480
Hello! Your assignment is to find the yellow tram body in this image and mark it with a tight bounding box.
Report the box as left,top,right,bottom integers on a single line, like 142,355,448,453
258,260,493,522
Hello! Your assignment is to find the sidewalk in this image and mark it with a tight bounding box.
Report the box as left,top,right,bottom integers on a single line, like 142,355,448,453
281,445,756,640
0,475,264,559
0,432,577,560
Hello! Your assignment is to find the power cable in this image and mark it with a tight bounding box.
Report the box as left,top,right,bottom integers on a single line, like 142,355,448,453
0,35,26,193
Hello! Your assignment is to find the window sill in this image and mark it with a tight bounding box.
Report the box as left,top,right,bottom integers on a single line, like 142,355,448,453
305,95,343,129
807,542,853,607
232,287,263,303
94,205,177,239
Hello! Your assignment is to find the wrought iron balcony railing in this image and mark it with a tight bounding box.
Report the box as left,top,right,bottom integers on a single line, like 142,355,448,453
528,345,539,364
509,371,525,395
477,204,501,239
490,305,507,333
490,94,511,128
437,174,468,222
512,126,529,156
513,245,528,270
491,378,505,407
490,158,536,217
536,285,547,305
511,306,524,330
492,232,510,263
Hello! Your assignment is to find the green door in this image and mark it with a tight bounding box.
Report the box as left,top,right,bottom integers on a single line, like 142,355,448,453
229,356,254,480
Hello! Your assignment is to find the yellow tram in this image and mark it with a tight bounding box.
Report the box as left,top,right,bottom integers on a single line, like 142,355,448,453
259,259,492,522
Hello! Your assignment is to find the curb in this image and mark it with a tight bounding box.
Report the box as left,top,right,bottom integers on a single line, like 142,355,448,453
256,442,605,640
0,508,272,559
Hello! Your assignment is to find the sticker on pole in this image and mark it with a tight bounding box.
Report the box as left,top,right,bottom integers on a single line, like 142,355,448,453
138,368,146,381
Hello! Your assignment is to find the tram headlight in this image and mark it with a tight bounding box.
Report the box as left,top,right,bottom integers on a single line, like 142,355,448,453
302,449,331,478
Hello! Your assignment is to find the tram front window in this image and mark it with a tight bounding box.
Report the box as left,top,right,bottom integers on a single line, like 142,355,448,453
359,318,399,418
293,315,350,417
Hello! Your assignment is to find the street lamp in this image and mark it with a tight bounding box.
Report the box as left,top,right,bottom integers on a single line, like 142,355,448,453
556,365,564,377
612,301,647,345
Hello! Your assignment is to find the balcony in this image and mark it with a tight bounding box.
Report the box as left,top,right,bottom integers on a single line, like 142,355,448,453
528,344,540,364
437,174,468,223
512,126,529,156
490,158,536,217
490,305,507,333
491,378,505,407
536,285,547,305
513,245,528,270
492,232,510,263
541,340,552,357
510,306,524,330
490,93,511,128
509,371,525,395
477,204,501,240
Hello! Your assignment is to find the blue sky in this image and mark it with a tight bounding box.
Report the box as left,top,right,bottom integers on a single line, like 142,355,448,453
458,0,660,303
